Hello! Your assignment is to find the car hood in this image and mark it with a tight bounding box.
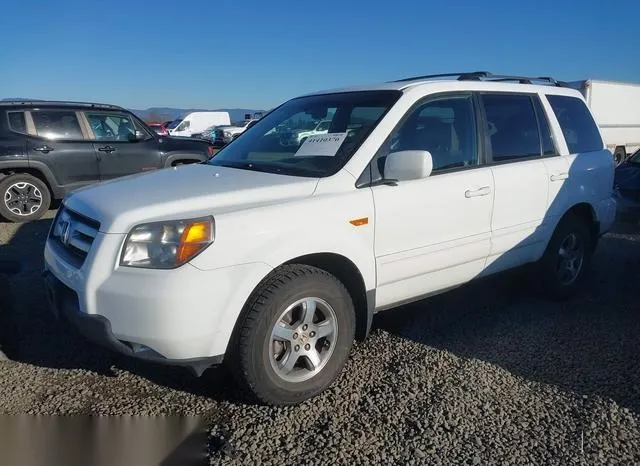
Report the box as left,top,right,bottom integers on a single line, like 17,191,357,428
64,164,319,233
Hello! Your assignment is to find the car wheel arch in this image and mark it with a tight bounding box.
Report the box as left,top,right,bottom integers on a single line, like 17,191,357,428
224,251,373,357
549,202,599,252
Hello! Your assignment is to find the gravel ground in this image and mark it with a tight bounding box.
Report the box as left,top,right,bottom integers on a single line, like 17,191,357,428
0,211,639,465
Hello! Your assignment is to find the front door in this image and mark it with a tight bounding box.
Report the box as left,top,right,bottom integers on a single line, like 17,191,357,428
83,111,162,180
370,93,494,309
27,109,99,192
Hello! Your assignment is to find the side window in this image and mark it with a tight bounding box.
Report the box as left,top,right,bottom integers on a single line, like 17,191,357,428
7,112,27,134
532,97,557,156
175,120,190,131
482,94,541,162
546,95,603,154
86,113,136,141
31,111,84,140
378,94,478,175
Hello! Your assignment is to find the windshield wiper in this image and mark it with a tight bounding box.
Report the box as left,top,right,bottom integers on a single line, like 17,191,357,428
213,161,280,174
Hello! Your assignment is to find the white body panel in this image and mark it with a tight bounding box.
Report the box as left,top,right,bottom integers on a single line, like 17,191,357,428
373,168,493,308
43,78,617,364
169,111,231,137
484,159,549,275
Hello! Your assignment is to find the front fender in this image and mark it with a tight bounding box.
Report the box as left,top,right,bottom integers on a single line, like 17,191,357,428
191,190,376,290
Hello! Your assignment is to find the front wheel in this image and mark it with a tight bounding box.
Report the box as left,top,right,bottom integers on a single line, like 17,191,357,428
229,265,355,406
0,173,51,223
537,213,592,300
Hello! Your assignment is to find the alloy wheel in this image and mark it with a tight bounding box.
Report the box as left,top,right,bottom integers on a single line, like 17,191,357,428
269,297,338,383
4,182,43,217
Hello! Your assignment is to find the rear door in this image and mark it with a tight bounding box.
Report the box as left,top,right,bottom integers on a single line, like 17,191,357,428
83,111,163,180
479,92,549,275
534,95,572,226
26,109,99,191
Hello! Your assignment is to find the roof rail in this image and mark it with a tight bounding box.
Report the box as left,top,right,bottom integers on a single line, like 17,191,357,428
0,100,126,109
391,71,490,83
391,72,568,87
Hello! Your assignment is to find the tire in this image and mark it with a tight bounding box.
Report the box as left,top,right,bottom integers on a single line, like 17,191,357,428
0,173,51,223
229,264,356,406
537,213,593,300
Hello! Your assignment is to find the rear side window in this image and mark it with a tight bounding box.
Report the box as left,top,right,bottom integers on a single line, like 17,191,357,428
481,94,541,162
31,111,84,140
546,95,603,154
7,111,27,134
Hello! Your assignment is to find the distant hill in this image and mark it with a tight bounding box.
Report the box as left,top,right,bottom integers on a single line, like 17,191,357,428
1,99,265,124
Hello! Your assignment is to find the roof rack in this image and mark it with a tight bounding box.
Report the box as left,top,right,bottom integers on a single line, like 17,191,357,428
390,72,569,87
0,100,126,109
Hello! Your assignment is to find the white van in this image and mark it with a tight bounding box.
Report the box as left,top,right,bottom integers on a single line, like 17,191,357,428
168,111,231,138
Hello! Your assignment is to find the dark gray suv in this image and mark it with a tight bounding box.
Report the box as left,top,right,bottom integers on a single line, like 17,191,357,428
0,100,215,222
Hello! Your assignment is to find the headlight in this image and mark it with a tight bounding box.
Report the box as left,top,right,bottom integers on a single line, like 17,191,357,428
120,217,214,269
223,131,232,139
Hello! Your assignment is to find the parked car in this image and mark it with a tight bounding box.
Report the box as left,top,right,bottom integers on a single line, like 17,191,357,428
566,79,640,165
217,113,264,142
296,119,331,144
0,100,216,222
146,122,168,136
614,148,640,224
43,72,616,406
169,112,231,138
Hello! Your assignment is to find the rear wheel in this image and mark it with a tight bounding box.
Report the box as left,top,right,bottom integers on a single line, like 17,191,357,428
538,213,592,300
0,173,51,223
229,265,355,406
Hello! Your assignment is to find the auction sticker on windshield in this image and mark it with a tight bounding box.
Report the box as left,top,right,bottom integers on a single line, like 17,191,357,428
294,133,348,157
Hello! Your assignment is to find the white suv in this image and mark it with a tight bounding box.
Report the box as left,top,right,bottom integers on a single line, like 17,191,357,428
43,72,616,406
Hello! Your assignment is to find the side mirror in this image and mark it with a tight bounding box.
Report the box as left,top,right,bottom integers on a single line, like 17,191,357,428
384,150,433,181
129,130,147,142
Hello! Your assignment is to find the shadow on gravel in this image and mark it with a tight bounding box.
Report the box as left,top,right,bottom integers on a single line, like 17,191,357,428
374,225,640,416
0,216,238,403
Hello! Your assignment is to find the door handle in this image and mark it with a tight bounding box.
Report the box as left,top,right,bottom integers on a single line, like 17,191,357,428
33,145,54,154
550,172,569,181
465,186,491,198
97,146,116,154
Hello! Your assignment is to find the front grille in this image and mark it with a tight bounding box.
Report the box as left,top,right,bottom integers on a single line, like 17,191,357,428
49,206,100,268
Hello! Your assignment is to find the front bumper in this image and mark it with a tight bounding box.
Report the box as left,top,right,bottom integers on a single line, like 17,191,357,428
44,230,273,368
43,270,222,376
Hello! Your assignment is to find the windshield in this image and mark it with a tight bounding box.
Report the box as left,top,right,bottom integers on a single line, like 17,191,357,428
207,90,401,177
629,149,640,163
167,119,182,130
